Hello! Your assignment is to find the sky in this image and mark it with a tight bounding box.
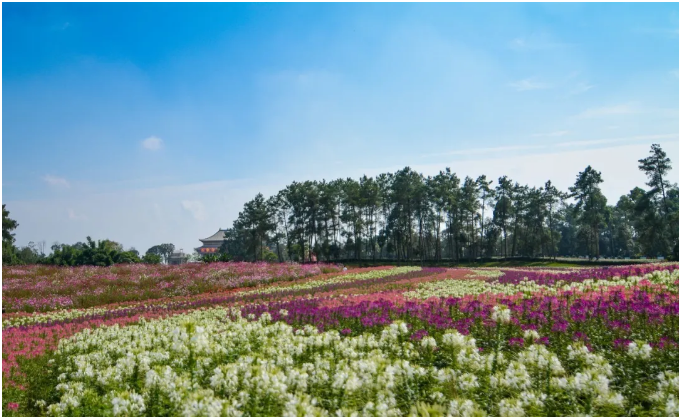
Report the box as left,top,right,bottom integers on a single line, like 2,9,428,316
2,2,679,254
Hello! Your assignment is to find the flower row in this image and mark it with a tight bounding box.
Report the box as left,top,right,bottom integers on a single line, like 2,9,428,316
34,307,677,417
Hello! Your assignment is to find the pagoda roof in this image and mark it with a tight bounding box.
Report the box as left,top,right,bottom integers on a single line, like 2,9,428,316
200,229,228,243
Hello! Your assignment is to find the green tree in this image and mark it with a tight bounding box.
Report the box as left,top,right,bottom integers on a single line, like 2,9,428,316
145,243,175,264
638,143,676,257
638,144,672,216
570,166,607,259
611,195,637,257
16,242,43,264
2,204,20,265
220,143,672,263
360,175,381,260
493,176,513,257
543,181,566,259
427,171,451,261
476,175,495,257
233,193,276,261
142,253,162,264
341,178,363,260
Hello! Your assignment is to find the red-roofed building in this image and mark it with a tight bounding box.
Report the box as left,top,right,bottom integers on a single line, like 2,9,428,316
195,229,228,255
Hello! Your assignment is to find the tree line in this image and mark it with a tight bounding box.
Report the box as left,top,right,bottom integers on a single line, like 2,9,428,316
1,212,181,267
220,144,678,262
2,143,677,266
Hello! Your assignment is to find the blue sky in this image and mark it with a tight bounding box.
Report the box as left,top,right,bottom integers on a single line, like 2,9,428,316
3,2,679,254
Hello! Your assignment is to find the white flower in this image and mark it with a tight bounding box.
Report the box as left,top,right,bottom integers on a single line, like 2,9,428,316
458,373,479,391
522,330,539,341
501,362,532,390
498,398,525,416
665,395,679,417
627,341,652,360
447,399,482,417
421,336,437,350
491,305,512,324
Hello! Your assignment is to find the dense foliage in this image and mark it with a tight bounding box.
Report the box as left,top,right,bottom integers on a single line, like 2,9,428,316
220,144,678,262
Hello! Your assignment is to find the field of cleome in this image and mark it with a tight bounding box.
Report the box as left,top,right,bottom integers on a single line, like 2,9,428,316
2,262,679,417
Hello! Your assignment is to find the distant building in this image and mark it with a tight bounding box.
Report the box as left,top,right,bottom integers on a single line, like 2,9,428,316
168,249,189,265
196,228,228,255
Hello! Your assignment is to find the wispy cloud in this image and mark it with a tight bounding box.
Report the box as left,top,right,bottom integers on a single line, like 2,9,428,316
421,144,546,158
50,22,71,31
42,175,70,188
532,130,569,138
141,136,163,151
67,208,87,221
671,69,679,78
575,103,638,118
632,26,679,37
181,200,206,221
509,78,551,91
509,34,570,51
569,82,595,96
422,133,676,159
556,134,677,148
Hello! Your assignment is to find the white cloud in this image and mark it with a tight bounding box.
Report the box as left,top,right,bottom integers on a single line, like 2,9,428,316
576,103,638,118
632,27,679,37
556,134,677,148
181,200,207,221
569,82,595,95
533,131,569,138
509,78,551,91
421,144,545,158
509,34,568,51
141,136,163,150
67,209,87,221
42,175,70,188
509,38,528,49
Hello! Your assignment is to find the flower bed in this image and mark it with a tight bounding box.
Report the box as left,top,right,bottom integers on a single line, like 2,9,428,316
2,263,340,313
2,263,678,417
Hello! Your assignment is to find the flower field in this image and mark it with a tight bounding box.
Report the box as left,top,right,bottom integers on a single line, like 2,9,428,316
2,262,679,416
2,263,339,313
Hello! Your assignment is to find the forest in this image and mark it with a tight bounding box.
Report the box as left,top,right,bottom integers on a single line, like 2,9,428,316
2,143,678,266
219,143,678,263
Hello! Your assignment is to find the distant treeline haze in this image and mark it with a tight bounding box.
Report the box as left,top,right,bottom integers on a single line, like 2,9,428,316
2,143,678,266
220,144,678,262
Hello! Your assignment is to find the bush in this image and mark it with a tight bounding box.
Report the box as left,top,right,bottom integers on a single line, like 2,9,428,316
142,253,162,264
201,253,232,263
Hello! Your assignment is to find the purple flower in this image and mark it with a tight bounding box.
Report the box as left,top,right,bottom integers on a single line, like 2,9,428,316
613,338,633,350
508,337,524,347
536,337,550,346
410,329,429,342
